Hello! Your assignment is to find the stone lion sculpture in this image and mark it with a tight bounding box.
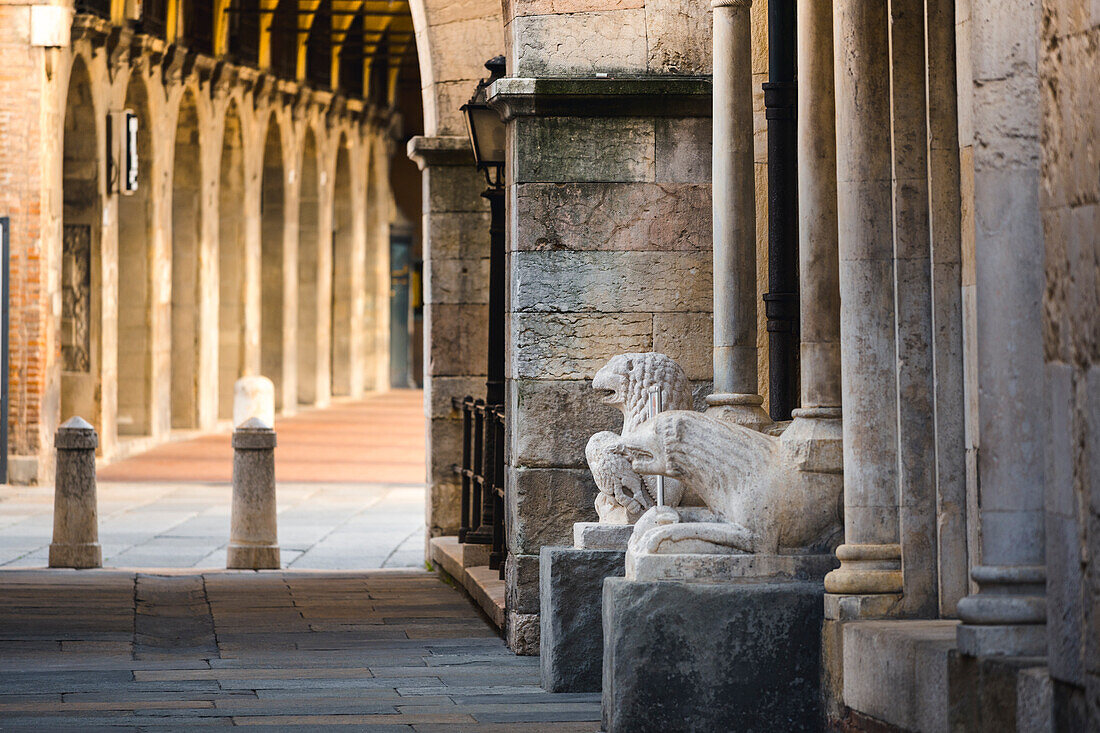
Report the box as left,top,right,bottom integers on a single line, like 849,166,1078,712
620,410,843,555
585,353,692,523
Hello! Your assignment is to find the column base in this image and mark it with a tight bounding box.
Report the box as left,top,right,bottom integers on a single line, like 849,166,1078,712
540,545,625,692
704,393,773,431
602,577,824,732
956,623,1047,657
824,592,903,620
227,544,280,570
48,542,102,569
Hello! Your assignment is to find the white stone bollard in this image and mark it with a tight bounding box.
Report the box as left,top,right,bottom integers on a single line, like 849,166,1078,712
49,417,102,568
233,376,275,429
226,417,280,569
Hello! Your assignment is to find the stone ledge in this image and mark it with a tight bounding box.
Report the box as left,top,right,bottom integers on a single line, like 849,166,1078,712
840,619,959,733
627,551,838,582
407,135,474,170
429,536,505,629
488,76,712,120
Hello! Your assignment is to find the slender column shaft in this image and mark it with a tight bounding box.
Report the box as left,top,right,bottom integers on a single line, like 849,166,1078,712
795,0,840,413
888,0,938,618
709,0,770,429
711,0,757,395
823,0,902,601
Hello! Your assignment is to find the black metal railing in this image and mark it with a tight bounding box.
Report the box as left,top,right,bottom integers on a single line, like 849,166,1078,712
453,396,506,579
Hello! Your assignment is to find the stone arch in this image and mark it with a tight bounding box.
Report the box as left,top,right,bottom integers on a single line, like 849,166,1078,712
330,134,353,397
170,88,202,429
218,101,247,420
61,56,102,431
260,115,286,410
116,74,155,437
297,126,322,405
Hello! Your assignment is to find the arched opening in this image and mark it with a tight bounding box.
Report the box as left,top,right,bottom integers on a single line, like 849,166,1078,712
260,119,286,410
297,129,321,405
116,76,154,437
330,139,353,396
218,103,246,421
61,58,101,428
170,90,202,429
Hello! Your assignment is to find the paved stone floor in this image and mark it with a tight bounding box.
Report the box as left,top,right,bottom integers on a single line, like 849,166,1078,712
0,569,600,730
0,392,427,570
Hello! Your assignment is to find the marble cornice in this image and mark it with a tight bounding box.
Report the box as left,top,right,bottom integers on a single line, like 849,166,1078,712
487,76,712,120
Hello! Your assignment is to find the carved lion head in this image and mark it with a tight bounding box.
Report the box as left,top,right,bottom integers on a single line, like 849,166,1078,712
590,352,691,434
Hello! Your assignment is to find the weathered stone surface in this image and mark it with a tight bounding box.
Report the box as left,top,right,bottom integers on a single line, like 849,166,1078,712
645,0,712,74
507,467,598,556
602,578,825,732
426,257,490,305
948,653,1051,733
427,303,489,377
512,116,655,184
540,546,626,692
49,417,101,569
425,376,486,420
425,212,492,260
506,0,644,17
425,165,492,214
227,419,279,570
428,416,463,492
574,522,634,550
842,620,958,733
508,10,648,77
506,610,541,656
510,379,618,469
652,312,713,381
511,313,653,380
506,552,541,615
655,117,712,183
513,182,711,253
511,251,711,313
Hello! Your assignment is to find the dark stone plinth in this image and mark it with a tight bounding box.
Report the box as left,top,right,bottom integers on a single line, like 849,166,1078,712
540,546,625,693
602,577,825,733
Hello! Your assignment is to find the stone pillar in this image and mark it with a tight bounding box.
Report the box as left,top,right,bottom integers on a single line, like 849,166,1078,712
707,0,770,430
227,417,280,569
822,0,903,613
954,0,1046,655
49,417,101,569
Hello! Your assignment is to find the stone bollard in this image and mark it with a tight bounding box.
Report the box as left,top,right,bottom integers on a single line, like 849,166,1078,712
227,417,280,569
49,417,102,568
233,376,275,429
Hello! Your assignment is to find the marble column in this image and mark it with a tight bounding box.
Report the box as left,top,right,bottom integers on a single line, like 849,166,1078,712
955,0,1046,654
707,0,770,430
792,0,840,418
822,0,903,611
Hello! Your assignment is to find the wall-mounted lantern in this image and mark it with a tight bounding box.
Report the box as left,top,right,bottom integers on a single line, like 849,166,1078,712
107,110,139,195
460,56,506,188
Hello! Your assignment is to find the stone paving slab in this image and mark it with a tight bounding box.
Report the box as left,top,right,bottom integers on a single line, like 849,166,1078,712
0,569,600,730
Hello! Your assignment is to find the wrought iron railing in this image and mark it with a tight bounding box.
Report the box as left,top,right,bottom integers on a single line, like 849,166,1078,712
453,396,506,579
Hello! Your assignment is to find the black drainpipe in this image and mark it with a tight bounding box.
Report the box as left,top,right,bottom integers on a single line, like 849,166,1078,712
763,0,799,421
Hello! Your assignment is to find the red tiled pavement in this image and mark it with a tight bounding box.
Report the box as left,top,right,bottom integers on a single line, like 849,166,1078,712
97,391,426,485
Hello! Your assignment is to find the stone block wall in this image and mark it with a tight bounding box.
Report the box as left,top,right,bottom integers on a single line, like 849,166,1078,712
1039,0,1099,724
494,80,715,653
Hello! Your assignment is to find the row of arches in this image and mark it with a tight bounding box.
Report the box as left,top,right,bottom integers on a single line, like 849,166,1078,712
60,55,390,454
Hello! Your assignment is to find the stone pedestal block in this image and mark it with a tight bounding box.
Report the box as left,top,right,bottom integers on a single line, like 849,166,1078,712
602,577,825,733
227,418,280,569
233,376,275,429
540,546,626,693
49,417,101,568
